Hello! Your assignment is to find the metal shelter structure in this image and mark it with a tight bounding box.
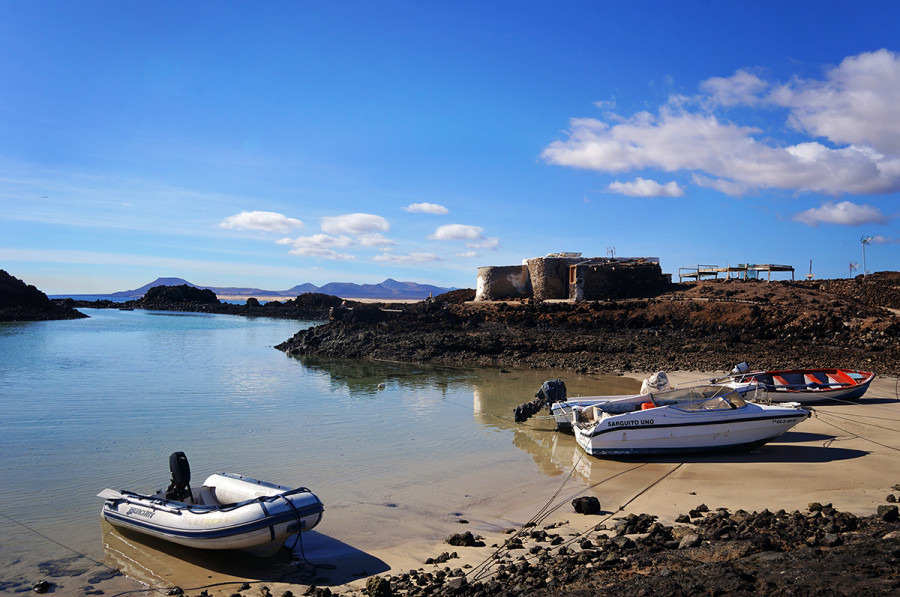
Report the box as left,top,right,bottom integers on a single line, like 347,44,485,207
678,264,795,282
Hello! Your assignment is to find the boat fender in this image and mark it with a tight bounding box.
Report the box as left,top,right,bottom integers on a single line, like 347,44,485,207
165,451,192,502
640,401,655,410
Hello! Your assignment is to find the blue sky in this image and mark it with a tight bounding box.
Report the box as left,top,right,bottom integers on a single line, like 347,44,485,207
2,1,899,294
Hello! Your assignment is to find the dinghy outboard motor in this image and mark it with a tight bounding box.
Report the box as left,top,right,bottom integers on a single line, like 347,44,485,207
165,451,192,502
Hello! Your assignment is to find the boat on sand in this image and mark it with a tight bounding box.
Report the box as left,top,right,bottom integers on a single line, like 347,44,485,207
567,385,809,457
99,452,324,556
724,365,875,404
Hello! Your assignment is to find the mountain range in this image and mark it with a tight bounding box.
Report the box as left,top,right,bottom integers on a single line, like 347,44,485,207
109,277,453,300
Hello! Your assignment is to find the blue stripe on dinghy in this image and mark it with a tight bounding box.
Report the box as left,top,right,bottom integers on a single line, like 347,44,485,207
586,412,808,438
103,502,323,540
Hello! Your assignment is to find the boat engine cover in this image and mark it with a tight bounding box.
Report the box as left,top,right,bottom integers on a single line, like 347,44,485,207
166,451,191,501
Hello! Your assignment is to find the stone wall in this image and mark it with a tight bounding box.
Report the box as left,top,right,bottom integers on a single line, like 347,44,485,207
475,265,532,301
526,256,582,301
574,261,668,300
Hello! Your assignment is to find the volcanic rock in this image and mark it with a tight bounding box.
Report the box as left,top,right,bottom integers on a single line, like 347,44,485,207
0,270,86,321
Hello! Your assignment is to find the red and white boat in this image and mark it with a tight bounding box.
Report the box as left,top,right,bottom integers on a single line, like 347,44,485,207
726,365,875,404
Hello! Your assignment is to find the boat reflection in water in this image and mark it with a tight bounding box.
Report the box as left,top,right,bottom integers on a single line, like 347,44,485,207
101,521,389,592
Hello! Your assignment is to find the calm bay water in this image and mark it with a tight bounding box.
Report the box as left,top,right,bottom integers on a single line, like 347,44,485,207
0,308,637,593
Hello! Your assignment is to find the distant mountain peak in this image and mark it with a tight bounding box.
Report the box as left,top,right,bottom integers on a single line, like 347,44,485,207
109,276,455,300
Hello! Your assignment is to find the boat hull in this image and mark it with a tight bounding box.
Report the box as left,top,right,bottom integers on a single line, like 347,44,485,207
101,473,324,555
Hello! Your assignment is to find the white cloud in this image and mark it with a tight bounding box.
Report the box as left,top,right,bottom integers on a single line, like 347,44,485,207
700,69,768,106
373,251,442,264
219,210,304,233
541,50,900,198
456,251,479,258
404,202,448,214
358,232,396,247
607,177,684,197
428,224,501,250
870,235,899,244
466,237,500,250
769,49,900,154
793,201,889,227
321,213,389,235
430,224,485,241
276,234,355,259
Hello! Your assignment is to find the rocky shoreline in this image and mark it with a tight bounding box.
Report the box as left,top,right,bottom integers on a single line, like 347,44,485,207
367,501,900,597
0,270,87,321
276,272,900,377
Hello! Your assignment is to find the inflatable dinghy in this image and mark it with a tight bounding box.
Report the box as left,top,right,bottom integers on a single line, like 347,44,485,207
99,452,323,556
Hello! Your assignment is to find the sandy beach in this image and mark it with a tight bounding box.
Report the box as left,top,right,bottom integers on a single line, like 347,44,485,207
82,371,900,597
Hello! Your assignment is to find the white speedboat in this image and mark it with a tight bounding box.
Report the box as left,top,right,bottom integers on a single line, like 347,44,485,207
569,386,809,457
99,452,324,556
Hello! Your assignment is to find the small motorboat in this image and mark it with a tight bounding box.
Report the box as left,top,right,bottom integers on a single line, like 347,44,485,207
99,452,324,556
725,364,875,404
569,385,809,457
547,372,758,433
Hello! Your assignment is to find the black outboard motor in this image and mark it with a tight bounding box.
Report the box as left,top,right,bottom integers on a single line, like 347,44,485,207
165,451,192,502
536,379,567,404
514,379,568,423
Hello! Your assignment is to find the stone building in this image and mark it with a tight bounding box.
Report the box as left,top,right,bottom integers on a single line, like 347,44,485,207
475,253,669,302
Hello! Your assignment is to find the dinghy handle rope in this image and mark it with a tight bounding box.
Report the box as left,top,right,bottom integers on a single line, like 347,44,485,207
277,493,336,577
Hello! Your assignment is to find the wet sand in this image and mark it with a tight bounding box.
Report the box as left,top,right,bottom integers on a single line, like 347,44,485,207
78,372,900,597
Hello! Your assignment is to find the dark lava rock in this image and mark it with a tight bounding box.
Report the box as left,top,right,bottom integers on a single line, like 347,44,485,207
365,576,392,597
140,284,219,306
387,506,899,597
0,270,86,321
446,531,483,547
572,496,601,514
878,504,899,522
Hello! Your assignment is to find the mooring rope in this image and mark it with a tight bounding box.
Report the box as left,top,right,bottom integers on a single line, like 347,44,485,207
0,509,107,568
468,460,683,582
811,409,900,453
541,462,685,557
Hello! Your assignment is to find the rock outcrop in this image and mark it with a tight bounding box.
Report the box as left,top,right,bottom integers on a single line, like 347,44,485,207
277,276,900,376
0,270,87,321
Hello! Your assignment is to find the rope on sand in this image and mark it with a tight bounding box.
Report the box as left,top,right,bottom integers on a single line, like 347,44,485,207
468,460,683,582
811,409,900,453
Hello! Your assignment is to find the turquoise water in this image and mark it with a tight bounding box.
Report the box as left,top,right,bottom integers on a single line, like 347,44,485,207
0,308,636,593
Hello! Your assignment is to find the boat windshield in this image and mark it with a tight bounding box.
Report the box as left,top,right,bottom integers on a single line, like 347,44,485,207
649,385,747,411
